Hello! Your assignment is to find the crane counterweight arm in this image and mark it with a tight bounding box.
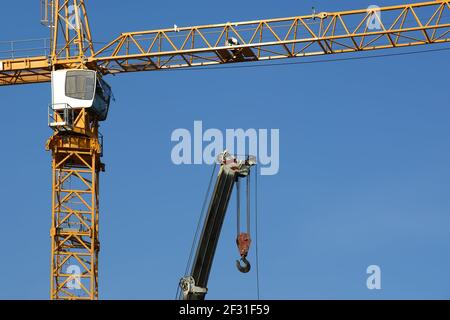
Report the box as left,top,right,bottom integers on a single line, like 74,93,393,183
0,56,50,86
1,1,450,86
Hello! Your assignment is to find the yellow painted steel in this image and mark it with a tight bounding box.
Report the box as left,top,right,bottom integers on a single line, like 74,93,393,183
1,0,450,85
47,109,104,300
41,1,101,300
93,0,450,74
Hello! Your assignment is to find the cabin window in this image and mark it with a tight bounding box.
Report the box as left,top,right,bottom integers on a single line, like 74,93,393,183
65,70,95,100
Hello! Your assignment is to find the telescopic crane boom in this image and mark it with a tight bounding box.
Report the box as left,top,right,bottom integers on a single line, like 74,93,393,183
180,152,256,300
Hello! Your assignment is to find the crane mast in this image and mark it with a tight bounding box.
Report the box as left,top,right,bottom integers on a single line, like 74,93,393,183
45,0,103,300
47,112,103,300
0,0,449,299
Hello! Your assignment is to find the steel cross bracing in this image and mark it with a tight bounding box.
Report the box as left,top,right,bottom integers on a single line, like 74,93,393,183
47,136,102,300
1,1,450,85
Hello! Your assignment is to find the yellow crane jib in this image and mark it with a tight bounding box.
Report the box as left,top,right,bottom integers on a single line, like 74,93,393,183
1,1,450,85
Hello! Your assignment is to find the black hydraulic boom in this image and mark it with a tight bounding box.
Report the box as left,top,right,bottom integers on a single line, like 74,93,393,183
179,152,256,300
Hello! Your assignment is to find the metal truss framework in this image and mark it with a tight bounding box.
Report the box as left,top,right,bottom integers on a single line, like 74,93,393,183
47,131,102,300
1,0,450,85
0,0,94,85
93,0,450,74
51,0,94,62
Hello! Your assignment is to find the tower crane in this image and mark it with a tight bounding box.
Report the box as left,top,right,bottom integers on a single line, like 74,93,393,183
1,0,450,300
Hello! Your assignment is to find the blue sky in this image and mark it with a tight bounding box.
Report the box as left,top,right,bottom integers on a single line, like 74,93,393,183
1,0,450,299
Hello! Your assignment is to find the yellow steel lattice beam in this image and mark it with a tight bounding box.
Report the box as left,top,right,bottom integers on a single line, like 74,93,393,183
47,134,102,300
1,1,450,85
92,0,450,74
0,0,94,86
